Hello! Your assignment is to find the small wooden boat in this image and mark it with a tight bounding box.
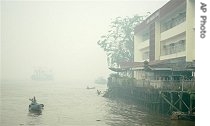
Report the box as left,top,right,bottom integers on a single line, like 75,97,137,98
29,96,44,112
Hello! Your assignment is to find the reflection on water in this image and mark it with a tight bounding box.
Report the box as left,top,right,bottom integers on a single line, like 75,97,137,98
1,80,195,126
105,98,195,126
27,112,43,126
28,111,42,117
104,98,164,126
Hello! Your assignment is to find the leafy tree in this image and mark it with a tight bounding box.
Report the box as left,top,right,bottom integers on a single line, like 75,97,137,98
97,14,148,68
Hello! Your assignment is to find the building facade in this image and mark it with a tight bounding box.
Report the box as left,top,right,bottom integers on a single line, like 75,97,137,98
106,0,195,115
133,0,195,82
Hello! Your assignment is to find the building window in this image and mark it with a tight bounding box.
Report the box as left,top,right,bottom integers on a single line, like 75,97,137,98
161,40,186,56
161,12,186,32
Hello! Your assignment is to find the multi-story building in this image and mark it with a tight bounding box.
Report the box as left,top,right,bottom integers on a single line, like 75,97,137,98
106,0,195,115
133,0,195,82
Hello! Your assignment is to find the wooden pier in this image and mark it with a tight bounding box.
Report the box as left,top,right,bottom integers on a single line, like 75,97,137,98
106,76,195,120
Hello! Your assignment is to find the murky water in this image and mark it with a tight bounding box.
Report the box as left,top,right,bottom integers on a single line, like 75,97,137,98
1,80,195,126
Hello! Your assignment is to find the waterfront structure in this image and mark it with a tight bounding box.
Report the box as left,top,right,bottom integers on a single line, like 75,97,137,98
132,0,195,83
109,0,195,88
107,0,195,116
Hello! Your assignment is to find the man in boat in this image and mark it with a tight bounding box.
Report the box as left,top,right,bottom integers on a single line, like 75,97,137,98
29,96,37,104
97,90,101,95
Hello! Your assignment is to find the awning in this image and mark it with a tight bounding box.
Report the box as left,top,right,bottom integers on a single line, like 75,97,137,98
151,67,172,71
131,67,145,70
108,68,127,72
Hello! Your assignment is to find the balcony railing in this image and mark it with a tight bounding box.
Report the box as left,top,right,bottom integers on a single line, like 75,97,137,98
108,76,195,91
161,40,186,56
161,12,186,33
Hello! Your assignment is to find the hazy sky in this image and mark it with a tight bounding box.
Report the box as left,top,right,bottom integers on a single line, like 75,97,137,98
1,0,168,81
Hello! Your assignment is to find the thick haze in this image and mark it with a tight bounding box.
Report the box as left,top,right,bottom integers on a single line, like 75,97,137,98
1,0,168,82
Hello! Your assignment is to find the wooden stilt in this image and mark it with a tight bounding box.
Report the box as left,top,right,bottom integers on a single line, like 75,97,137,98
161,92,180,112
170,92,174,113
179,92,183,111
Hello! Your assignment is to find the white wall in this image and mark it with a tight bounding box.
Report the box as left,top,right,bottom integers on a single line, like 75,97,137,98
186,0,195,62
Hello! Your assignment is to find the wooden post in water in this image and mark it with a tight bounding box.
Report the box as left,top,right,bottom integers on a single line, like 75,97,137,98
170,92,173,113
158,91,161,113
189,92,195,114
179,92,183,111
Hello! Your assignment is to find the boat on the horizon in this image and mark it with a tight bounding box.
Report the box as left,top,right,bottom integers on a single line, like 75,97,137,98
31,67,54,81
86,86,95,89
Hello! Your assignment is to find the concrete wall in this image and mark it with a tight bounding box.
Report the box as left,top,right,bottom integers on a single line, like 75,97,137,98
155,21,161,60
134,31,149,62
186,0,195,62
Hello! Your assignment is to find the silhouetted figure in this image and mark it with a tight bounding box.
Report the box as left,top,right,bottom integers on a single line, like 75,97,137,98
33,96,37,103
97,90,101,95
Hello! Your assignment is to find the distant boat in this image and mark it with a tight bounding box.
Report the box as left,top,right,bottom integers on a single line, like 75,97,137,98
86,86,95,89
31,67,54,81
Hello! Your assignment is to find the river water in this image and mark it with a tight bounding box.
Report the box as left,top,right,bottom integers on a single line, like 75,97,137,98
1,80,195,126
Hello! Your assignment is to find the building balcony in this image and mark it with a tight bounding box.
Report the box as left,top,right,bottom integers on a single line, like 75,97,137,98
161,21,186,41
160,51,185,60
